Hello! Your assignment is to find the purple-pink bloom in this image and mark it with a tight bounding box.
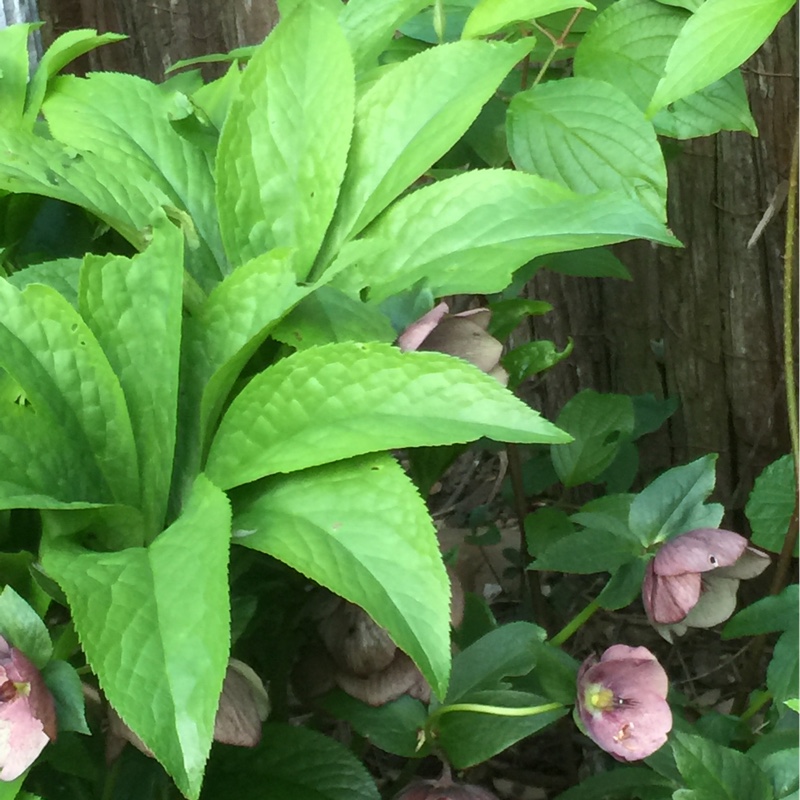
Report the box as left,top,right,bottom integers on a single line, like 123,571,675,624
642,528,770,639
0,636,57,781
577,645,671,762
397,302,508,384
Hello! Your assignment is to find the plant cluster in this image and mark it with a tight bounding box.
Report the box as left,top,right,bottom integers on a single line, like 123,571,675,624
0,0,796,799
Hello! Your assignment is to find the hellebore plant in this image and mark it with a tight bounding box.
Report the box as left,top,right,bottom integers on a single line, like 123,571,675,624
0,636,57,782
576,645,672,762
643,528,770,640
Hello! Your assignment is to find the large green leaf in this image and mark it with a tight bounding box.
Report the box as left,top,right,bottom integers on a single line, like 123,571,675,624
463,0,596,38
6,258,82,307
233,454,451,698
671,732,773,800
574,0,688,110
324,38,531,255
745,455,797,556
43,73,224,290
550,390,635,487
341,170,678,302
0,280,138,507
201,724,380,800
206,342,569,489
0,127,167,249
648,0,795,115
79,219,184,536
531,529,641,574
508,77,667,221
338,0,431,72
216,4,354,277
0,24,34,125
41,475,231,800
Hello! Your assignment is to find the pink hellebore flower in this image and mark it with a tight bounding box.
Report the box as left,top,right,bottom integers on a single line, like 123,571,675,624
397,302,508,385
577,645,671,762
0,636,57,781
642,528,770,640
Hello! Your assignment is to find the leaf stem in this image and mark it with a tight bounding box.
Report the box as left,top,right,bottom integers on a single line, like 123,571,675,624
549,597,600,646
529,8,583,89
740,689,773,722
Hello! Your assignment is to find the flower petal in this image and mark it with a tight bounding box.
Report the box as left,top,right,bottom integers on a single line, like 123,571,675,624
396,302,450,352
643,564,702,624
715,546,770,580
681,576,739,628
652,529,747,576
0,699,49,781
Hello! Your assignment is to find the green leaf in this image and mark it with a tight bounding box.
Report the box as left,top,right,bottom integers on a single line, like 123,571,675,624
648,0,795,115
41,475,231,800
0,24,35,126
43,73,224,289
631,393,679,438
446,622,546,702
534,247,632,279
671,732,774,800
746,455,797,556
0,586,52,668
6,258,82,307
343,171,679,302
502,339,573,388
574,0,688,111
571,494,636,540
553,767,674,800
319,692,427,758
216,4,354,277
753,746,800,800
596,557,647,610
531,529,640,573
463,0,596,38
41,660,90,735
550,391,635,487
723,585,798,638
487,298,553,341
271,285,397,350
0,281,138,508
652,70,758,138
508,77,668,222
206,342,569,489
202,723,380,800
25,29,127,125
325,38,531,254
0,127,168,250
232,454,451,698
525,507,577,557
435,689,567,768
628,455,719,545
79,219,183,535
768,627,799,708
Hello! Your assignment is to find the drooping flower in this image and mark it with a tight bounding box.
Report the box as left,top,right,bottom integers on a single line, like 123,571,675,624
0,636,57,781
642,528,770,640
397,302,508,385
576,645,671,762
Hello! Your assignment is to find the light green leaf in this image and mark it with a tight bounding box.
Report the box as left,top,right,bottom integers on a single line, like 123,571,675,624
202,723,380,800
508,77,667,221
206,342,569,489
43,73,223,290
216,4,354,277
25,29,127,125
0,586,52,669
746,455,797,556
41,475,231,800
0,281,138,508
628,455,719,545
652,70,758,138
233,453,451,698
0,127,167,250
6,258,82,307
271,285,397,350
324,38,532,254
0,24,34,125
79,219,183,536
574,0,688,110
463,0,596,38
343,171,679,302
550,391,635,487
672,732,774,800
339,0,432,72
648,0,795,115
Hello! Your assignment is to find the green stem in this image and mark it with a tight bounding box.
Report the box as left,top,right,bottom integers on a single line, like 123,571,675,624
549,598,601,646
740,690,773,723
529,7,583,89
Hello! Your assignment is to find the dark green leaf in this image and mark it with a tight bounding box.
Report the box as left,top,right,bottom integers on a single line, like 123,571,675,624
41,660,89,735
723,585,798,638
531,529,640,574
0,586,52,668
746,455,797,557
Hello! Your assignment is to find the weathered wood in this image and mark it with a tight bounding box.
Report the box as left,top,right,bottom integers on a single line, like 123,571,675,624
2,0,43,68
525,11,798,513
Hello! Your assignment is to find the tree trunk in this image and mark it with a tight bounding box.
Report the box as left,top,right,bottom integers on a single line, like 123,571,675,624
524,11,798,514
37,0,279,81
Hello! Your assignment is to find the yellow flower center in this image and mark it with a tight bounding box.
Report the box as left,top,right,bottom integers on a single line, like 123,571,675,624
586,684,615,713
